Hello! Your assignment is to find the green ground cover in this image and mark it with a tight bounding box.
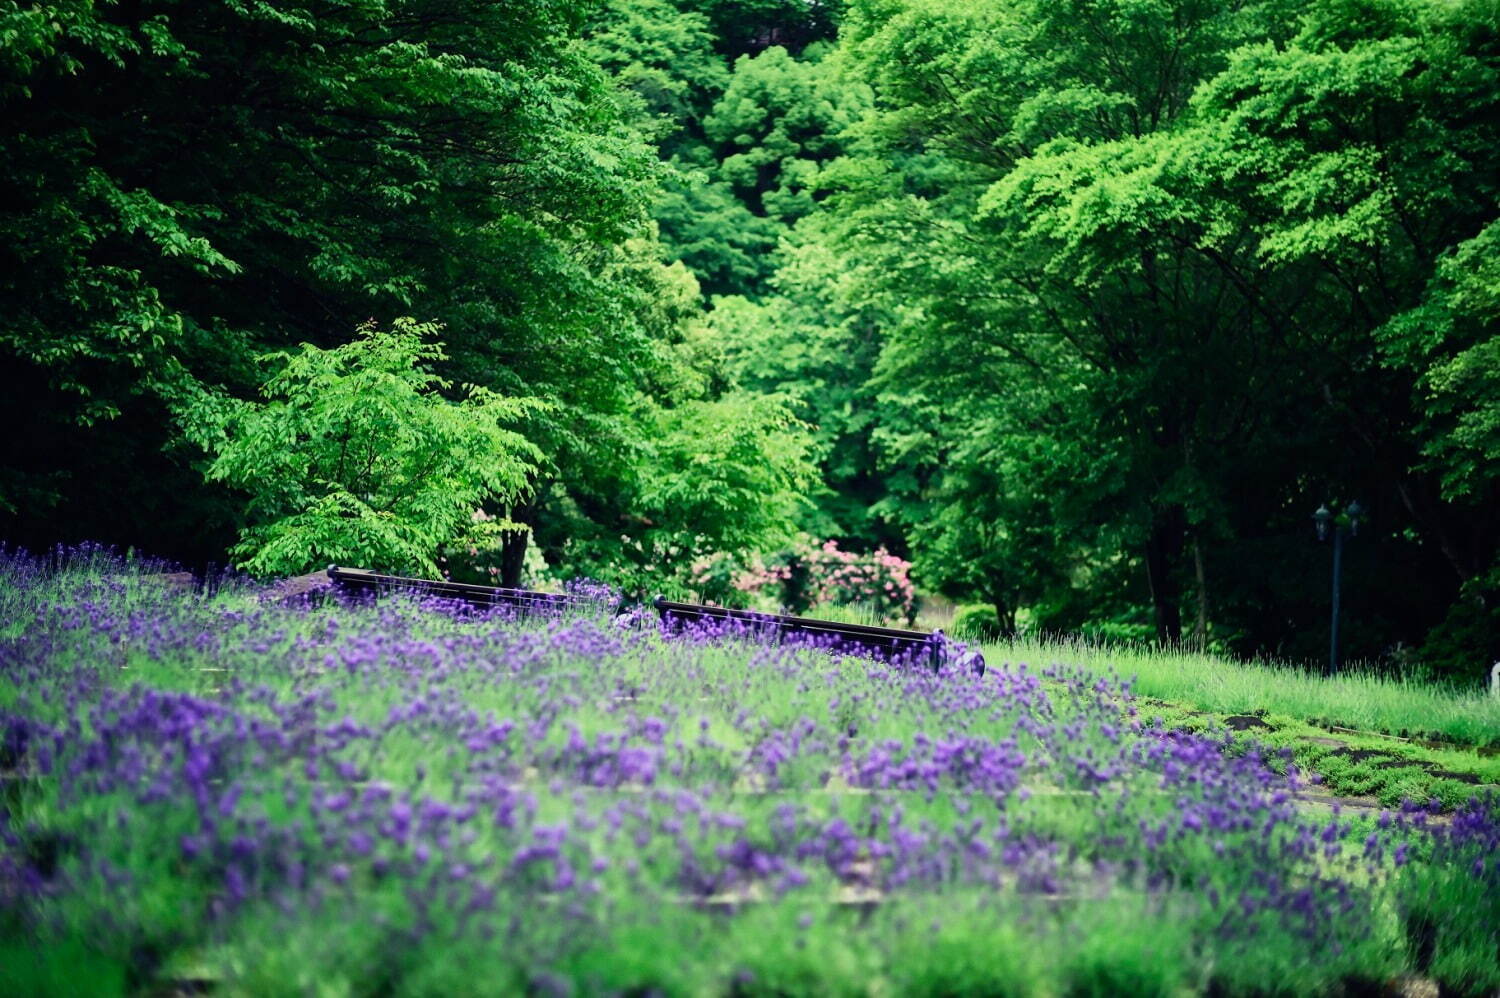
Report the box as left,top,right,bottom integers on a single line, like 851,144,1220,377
1006,640,1500,810
1,556,1497,996
1002,640,1500,746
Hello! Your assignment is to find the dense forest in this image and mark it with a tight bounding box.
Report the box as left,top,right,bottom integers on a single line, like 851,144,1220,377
2,0,1496,677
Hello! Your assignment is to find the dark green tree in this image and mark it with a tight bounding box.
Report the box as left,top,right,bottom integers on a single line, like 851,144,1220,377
0,0,659,563
679,0,841,58
820,0,1498,671
1179,0,1500,669
829,0,1295,644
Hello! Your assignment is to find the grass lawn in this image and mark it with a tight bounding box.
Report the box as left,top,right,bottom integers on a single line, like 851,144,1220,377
997,639,1500,807
1014,639,1500,745
1,552,1496,996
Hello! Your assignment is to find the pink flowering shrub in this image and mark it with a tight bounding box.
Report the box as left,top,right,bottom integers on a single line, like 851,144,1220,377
800,540,917,625
692,538,917,625
686,551,757,608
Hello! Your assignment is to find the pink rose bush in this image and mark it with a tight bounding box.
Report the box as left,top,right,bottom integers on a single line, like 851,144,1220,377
692,538,917,625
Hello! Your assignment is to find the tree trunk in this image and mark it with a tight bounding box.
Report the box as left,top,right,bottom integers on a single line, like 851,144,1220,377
498,531,526,588
984,568,1018,640
990,597,1018,640
1144,504,1186,646
498,500,538,588
1192,538,1208,653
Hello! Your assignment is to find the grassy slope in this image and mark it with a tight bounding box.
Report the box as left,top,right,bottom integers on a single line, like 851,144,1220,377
998,639,1500,805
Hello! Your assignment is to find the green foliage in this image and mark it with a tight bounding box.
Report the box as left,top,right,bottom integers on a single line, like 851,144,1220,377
649,40,869,297
951,604,1003,642
653,172,782,298
1,0,660,556
181,320,543,577
557,391,817,594
712,213,894,546
703,44,868,226
1175,0,1500,672
1383,222,1500,505
586,0,728,144
638,393,815,554
829,0,1301,650
678,0,842,58
4,0,1499,678
791,0,1500,675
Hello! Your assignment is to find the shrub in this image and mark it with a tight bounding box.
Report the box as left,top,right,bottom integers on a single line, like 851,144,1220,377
179,319,544,577
695,537,917,624
952,604,1004,642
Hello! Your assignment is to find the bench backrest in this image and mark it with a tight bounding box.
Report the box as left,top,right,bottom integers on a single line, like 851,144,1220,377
652,596,983,674
326,566,592,616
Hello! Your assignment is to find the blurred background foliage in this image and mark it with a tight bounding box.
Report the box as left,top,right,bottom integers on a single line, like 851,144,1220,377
1,0,1496,679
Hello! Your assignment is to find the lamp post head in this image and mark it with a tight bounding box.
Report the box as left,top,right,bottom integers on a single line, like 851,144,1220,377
1346,500,1365,537
1313,504,1332,542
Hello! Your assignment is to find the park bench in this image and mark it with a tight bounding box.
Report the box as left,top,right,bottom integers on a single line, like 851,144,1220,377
325,567,984,673
325,566,595,616
652,596,983,674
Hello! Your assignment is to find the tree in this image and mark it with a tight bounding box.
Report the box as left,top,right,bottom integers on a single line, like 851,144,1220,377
542,391,818,595
0,0,658,563
678,0,841,58
703,44,868,227
1179,0,1500,670
815,0,1498,671
1391,224,1500,513
711,214,893,547
585,0,728,150
649,41,870,298
827,0,1290,644
180,320,542,577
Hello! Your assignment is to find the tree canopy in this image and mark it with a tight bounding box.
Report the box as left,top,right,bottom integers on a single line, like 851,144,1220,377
180,319,543,577
3,0,1496,677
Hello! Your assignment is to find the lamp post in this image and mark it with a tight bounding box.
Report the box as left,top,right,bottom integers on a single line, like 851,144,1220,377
1313,500,1364,673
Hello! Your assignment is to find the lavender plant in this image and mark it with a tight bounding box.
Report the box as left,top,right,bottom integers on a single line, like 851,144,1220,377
1,548,1495,995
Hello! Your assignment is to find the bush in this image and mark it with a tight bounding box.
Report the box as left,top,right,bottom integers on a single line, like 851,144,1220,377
695,538,917,624
951,604,1004,642
1419,581,1500,685
178,319,543,577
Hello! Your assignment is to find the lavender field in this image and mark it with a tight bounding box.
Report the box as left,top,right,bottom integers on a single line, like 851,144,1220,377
2,550,1496,996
